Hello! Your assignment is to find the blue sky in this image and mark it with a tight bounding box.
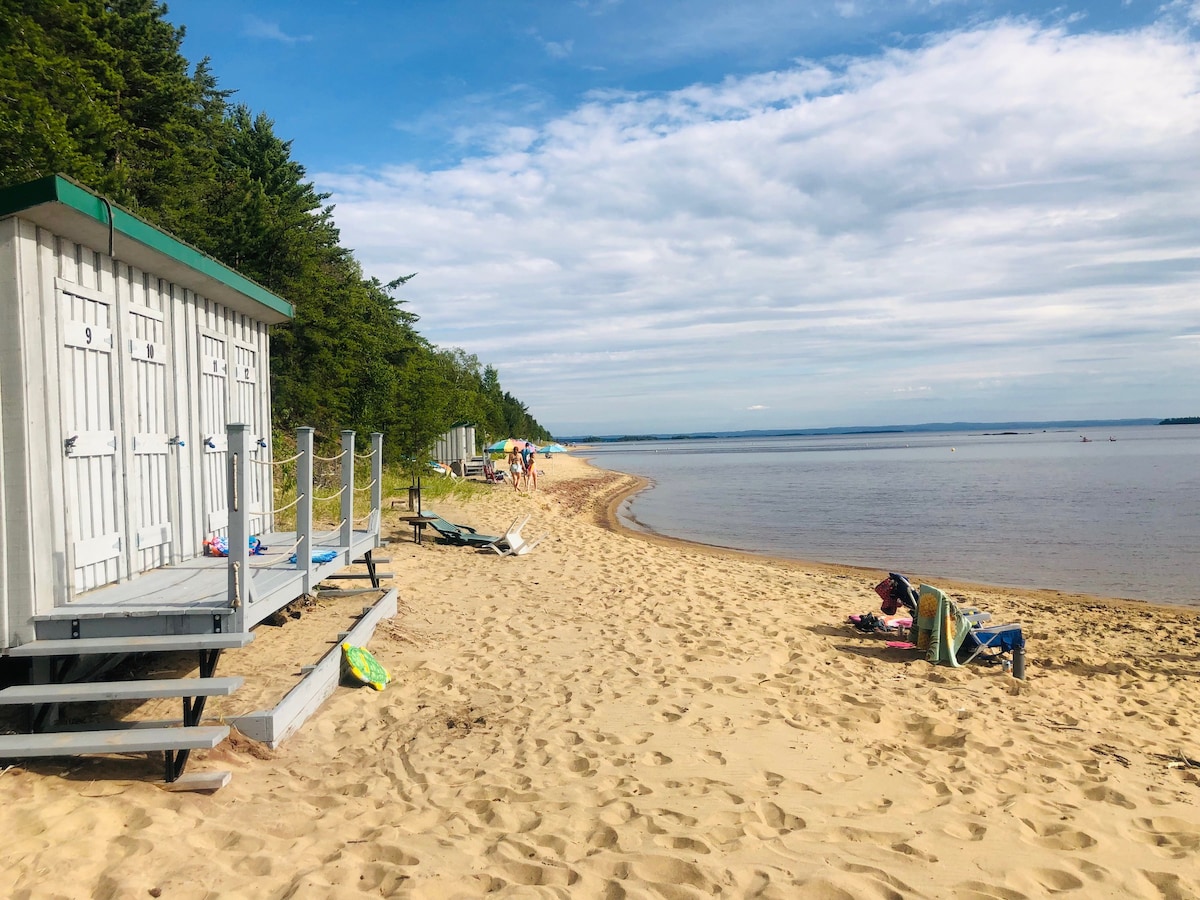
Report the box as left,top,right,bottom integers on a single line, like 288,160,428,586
166,1,1200,435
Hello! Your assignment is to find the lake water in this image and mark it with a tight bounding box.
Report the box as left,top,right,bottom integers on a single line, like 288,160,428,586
587,425,1200,607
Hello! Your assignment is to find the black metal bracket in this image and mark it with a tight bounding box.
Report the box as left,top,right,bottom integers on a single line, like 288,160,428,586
163,646,226,782
364,549,380,588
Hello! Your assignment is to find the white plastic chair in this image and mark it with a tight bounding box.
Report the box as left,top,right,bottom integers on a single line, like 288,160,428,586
486,515,548,556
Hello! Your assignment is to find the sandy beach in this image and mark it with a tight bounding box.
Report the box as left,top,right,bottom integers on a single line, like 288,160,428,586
3,452,1199,899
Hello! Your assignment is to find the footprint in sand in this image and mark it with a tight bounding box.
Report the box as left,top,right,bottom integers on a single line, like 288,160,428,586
656,835,712,854
1135,869,1200,898
630,856,721,894
1018,818,1098,850
761,800,806,829
956,879,1026,899
1029,868,1085,892
1083,784,1136,809
1128,816,1200,859
942,820,988,842
640,751,673,766
491,857,578,889
566,755,596,775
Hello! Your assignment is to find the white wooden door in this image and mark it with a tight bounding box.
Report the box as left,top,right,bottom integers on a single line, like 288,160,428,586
57,279,125,593
232,341,267,534
126,304,174,570
198,331,229,534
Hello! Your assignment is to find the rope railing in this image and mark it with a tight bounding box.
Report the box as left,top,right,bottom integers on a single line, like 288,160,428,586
355,448,376,460
353,479,377,493
311,450,347,462
312,484,348,501
248,536,305,568
307,518,350,540
267,493,304,514
353,511,375,526
250,450,305,467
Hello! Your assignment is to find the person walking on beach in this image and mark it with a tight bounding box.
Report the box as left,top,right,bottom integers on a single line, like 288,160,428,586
507,447,523,492
521,441,537,492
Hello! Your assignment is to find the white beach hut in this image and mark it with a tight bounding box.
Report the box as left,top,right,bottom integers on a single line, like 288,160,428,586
0,175,389,781
0,175,289,643
434,421,478,474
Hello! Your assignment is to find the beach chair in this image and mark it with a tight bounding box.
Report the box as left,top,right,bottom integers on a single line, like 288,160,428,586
960,622,1025,671
915,584,1023,675
482,460,505,483
486,515,548,556
421,511,500,547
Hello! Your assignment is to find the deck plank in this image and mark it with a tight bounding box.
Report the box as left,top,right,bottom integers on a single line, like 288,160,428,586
0,726,229,757
0,676,243,705
6,633,254,657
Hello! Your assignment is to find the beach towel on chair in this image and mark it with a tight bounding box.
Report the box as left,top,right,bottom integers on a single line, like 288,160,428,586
916,584,972,667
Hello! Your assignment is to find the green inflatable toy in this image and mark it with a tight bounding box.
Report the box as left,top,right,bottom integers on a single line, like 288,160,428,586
342,643,390,690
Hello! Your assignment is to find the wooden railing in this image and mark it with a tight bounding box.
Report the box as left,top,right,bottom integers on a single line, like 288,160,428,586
225,424,383,633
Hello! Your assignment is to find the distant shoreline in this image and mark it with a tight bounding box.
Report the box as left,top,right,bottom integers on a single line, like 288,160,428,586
562,417,1166,444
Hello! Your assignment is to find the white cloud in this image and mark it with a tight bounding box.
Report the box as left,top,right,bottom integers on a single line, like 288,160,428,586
242,16,312,44
527,28,575,60
321,19,1200,434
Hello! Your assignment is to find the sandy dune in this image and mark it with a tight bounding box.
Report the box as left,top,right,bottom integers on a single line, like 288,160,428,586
2,453,1199,899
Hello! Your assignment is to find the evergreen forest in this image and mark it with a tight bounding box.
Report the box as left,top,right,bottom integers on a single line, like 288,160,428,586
0,0,553,466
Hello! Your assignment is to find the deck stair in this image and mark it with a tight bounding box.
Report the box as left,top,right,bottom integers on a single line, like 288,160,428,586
0,632,253,784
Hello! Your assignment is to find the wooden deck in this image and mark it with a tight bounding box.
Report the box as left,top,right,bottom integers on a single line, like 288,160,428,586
29,526,380,640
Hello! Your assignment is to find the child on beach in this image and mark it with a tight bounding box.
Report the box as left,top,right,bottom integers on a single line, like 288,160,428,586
507,448,523,491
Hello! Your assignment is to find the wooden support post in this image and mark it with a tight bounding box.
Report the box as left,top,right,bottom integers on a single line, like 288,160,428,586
227,424,251,633
340,430,355,549
296,427,314,592
370,432,383,548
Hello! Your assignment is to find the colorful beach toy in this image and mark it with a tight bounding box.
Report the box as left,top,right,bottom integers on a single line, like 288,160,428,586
342,643,390,690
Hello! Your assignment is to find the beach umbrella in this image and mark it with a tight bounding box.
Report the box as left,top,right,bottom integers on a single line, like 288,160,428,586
500,438,540,452
486,438,531,453
541,443,567,454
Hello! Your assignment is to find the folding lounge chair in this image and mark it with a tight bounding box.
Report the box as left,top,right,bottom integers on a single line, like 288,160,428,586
960,622,1025,670
486,515,549,556
914,584,1023,674
421,511,500,547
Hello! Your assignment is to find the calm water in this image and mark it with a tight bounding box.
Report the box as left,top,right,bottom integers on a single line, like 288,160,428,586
587,425,1200,606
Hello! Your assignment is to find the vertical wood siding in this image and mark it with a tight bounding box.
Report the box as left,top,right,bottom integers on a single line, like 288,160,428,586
7,220,278,605
55,243,125,593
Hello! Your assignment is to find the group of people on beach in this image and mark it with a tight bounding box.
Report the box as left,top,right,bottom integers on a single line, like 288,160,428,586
507,441,538,492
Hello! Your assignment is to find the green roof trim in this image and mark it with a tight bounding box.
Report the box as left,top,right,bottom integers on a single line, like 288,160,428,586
0,175,293,320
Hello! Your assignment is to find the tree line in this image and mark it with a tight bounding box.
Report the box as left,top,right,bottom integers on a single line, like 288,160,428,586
0,0,552,468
